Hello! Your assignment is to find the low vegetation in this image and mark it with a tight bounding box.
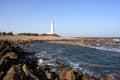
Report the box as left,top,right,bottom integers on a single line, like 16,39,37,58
0,31,60,37
0,32,14,35
17,33,39,36
40,33,60,37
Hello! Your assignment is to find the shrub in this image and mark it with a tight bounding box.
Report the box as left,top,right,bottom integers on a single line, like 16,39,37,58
17,33,39,36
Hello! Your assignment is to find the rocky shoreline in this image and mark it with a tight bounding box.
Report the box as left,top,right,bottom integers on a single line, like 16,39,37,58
0,40,116,80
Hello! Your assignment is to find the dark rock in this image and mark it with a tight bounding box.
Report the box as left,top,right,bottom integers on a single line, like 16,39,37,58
54,61,63,67
0,40,14,58
22,64,39,80
0,52,18,79
0,40,48,80
3,64,25,80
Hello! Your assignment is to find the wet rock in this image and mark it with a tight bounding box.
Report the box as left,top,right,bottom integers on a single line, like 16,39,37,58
54,61,63,67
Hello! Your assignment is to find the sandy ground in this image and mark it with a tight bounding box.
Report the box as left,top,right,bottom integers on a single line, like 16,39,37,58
0,35,114,41
0,35,74,41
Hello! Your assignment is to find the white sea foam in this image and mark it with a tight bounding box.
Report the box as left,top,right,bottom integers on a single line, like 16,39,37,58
107,73,115,78
69,61,80,69
38,59,44,64
88,46,120,52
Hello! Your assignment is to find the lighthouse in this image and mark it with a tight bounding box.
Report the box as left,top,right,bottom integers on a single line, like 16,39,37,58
42,20,59,36
45,19,56,35
51,20,55,34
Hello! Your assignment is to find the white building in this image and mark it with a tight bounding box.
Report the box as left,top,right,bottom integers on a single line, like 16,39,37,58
47,20,55,34
51,20,55,34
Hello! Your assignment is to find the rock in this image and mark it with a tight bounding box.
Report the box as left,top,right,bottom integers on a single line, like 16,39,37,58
22,64,39,80
3,64,24,80
0,52,18,79
57,67,83,80
0,52,17,69
31,65,48,80
0,40,48,80
54,61,63,67
39,65,55,80
100,77,116,80
0,40,17,59
82,74,96,80
45,71,58,80
45,70,52,79
1,52,18,60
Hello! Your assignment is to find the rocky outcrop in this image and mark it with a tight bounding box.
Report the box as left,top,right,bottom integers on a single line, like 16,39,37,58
0,40,48,80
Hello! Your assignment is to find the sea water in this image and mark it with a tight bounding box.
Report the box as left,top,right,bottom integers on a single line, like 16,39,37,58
32,41,120,79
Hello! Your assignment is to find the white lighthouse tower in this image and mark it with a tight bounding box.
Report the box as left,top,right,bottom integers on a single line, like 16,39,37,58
51,20,55,34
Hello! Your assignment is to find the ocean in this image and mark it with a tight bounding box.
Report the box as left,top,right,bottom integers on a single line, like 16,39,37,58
32,41,120,79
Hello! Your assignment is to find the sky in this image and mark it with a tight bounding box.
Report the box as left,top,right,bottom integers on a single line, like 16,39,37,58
0,0,120,37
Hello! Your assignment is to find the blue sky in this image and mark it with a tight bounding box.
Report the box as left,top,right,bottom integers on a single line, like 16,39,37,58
0,0,120,37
